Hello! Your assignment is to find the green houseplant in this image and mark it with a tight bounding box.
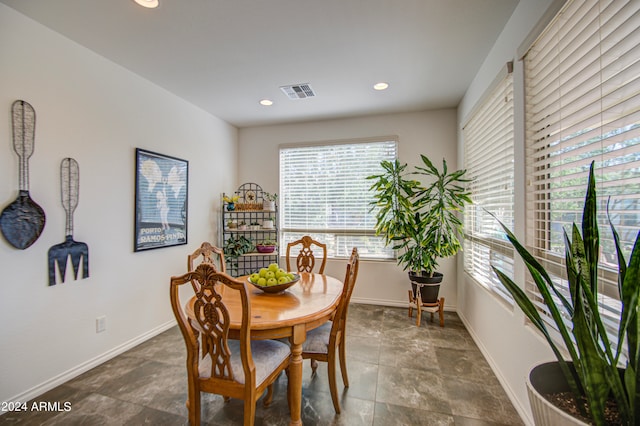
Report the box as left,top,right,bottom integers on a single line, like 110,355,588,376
492,162,639,425
223,235,254,272
367,155,471,302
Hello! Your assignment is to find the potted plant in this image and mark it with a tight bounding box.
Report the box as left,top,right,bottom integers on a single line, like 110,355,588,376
492,162,639,425
262,217,275,229
263,192,277,211
223,193,239,211
256,239,277,253
223,235,254,270
367,155,471,303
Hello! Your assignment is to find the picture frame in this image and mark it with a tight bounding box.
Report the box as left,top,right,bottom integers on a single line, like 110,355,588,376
134,148,188,252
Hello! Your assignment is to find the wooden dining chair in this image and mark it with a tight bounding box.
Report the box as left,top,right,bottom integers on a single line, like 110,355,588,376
187,241,226,273
301,247,359,414
286,235,327,274
170,263,291,426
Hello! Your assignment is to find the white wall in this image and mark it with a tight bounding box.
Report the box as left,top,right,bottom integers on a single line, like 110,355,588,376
456,1,558,425
0,5,237,403
238,110,458,307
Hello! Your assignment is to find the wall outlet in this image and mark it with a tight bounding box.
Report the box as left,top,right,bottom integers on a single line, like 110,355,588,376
96,316,107,333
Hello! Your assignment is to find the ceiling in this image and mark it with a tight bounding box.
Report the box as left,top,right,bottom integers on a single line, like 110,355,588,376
1,0,519,128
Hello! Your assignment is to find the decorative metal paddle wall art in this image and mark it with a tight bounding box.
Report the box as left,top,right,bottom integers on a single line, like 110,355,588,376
48,158,89,286
0,100,46,249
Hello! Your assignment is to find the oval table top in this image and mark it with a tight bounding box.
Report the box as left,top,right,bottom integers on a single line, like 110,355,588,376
186,272,344,337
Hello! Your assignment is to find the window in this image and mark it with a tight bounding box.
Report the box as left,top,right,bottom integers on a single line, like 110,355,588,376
279,139,397,259
524,0,640,333
463,63,515,302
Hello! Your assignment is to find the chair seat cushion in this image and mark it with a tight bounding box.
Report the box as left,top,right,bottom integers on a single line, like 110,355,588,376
301,322,332,354
199,339,290,385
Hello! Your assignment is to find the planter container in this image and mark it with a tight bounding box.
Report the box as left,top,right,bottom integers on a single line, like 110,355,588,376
409,271,443,304
256,245,276,253
527,362,588,426
262,220,274,229
263,200,275,211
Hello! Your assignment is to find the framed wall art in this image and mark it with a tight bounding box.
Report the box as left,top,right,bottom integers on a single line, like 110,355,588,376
134,148,188,251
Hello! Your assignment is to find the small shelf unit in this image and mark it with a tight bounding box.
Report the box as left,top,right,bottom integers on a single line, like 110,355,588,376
221,183,278,277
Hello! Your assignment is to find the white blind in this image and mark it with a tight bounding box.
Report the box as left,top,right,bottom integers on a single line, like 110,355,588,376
279,140,397,259
463,67,515,302
524,0,640,329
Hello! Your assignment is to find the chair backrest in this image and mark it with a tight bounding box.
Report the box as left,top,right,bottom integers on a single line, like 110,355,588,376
331,247,360,337
170,263,253,385
286,236,327,274
187,242,226,273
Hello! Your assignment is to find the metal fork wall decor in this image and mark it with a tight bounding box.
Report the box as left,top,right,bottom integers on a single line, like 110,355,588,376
48,158,89,286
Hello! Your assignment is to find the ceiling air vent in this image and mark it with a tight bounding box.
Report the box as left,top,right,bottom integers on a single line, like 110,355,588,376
280,83,316,100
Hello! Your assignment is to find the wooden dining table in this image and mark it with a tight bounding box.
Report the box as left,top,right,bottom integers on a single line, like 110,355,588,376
187,272,344,426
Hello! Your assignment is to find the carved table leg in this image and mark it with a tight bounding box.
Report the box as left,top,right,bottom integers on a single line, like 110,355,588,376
288,324,305,426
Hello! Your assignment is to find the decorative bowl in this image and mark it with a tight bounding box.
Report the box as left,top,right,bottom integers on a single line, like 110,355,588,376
248,274,300,294
256,245,276,253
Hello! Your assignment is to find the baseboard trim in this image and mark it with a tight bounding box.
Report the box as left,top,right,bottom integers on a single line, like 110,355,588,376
457,311,533,426
351,296,452,311
4,320,177,406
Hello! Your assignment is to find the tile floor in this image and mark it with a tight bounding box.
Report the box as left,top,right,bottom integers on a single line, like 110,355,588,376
0,304,523,425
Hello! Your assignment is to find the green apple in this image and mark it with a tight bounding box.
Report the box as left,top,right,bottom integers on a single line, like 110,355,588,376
267,277,278,286
265,271,275,280
278,276,289,284
259,268,269,278
257,277,267,286
275,269,286,279
249,273,260,283
268,263,280,272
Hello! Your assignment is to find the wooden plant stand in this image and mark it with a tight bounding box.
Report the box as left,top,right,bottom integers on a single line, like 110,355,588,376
408,289,444,327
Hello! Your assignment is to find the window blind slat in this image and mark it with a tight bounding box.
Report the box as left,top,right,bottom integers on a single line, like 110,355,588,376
524,0,640,343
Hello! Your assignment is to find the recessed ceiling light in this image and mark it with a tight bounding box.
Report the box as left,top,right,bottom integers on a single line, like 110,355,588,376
133,0,159,9
373,82,389,91
259,99,273,106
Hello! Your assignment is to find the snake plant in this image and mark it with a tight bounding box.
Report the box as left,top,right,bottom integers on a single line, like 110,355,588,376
492,162,640,425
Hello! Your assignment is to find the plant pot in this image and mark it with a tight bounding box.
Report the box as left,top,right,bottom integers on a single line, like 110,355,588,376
256,245,276,253
527,362,589,426
262,220,274,229
409,271,443,304
227,202,235,211
263,200,275,211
